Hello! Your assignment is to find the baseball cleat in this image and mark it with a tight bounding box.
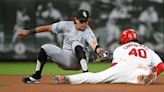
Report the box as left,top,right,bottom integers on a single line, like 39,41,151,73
137,72,157,85
53,75,69,84
22,75,41,84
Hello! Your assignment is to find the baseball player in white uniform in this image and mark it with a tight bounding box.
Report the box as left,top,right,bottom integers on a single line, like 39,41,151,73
18,9,109,83
53,29,164,85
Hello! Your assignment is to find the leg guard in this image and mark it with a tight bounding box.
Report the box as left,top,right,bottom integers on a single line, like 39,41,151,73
75,45,86,61
75,45,88,72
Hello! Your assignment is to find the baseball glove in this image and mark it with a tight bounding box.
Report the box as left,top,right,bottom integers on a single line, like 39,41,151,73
95,50,112,62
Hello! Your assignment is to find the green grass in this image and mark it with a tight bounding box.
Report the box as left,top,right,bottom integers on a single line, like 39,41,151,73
0,62,164,76
0,62,109,75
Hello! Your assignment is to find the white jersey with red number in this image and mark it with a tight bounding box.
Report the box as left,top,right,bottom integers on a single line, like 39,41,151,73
67,42,162,84
112,42,162,70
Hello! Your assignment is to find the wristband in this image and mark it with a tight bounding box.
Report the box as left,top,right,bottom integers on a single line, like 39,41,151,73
28,28,36,35
95,45,101,53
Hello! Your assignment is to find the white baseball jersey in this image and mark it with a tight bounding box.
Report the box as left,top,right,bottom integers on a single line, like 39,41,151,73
41,21,97,70
67,42,162,84
112,42,162,70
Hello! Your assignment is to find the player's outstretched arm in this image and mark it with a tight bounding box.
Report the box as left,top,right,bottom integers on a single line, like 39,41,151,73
18,25,52,37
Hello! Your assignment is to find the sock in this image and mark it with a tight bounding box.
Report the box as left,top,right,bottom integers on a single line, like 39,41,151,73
80,59,88,72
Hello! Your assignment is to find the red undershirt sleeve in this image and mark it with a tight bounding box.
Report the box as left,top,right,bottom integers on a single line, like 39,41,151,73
111,63,117,67
156,62,164,76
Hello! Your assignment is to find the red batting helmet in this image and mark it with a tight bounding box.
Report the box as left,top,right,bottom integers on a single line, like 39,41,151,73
120,29,138,44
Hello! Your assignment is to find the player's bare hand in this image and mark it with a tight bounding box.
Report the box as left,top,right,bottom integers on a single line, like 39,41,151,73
18,30,29,37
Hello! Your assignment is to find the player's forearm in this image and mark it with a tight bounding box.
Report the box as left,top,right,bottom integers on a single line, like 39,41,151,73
90,41,103,54
32,25,52,33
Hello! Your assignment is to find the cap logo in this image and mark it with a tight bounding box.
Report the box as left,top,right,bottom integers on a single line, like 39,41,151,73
82,11,87,18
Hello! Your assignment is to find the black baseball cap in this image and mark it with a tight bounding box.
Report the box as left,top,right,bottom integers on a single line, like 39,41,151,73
76,9,90,21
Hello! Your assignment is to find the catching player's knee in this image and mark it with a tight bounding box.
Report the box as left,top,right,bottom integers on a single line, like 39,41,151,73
41,44,49,49
75,45,86,61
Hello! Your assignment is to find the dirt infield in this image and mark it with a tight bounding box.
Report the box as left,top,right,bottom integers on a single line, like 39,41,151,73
0,75,164,92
